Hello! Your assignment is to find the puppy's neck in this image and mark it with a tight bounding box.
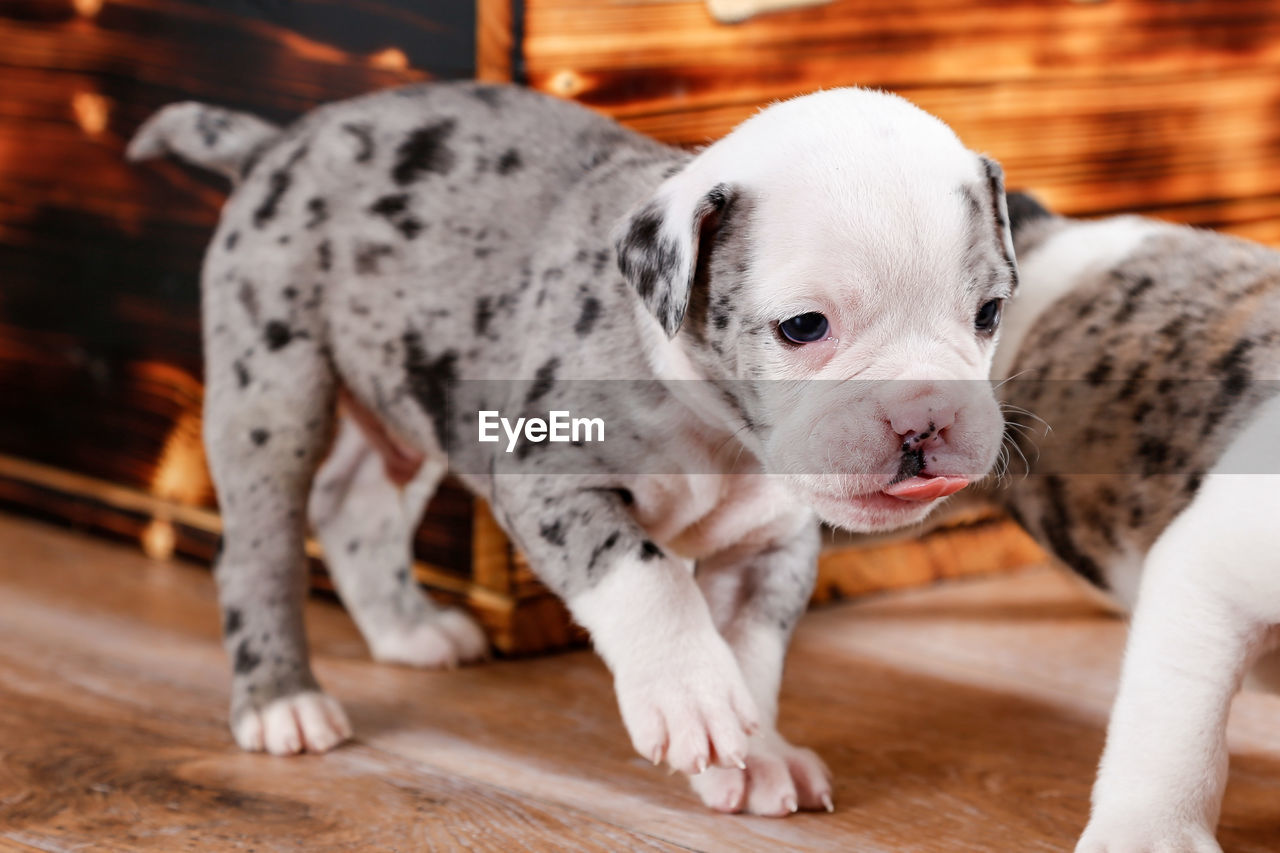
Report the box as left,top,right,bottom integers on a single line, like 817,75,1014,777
639,310,758,454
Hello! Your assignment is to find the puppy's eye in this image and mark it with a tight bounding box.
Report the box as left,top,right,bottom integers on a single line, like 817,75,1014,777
975,299,1003,334
778,312,829,344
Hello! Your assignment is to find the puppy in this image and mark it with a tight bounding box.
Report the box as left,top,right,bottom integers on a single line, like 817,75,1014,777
128,82,1013,815
994,193,1280,851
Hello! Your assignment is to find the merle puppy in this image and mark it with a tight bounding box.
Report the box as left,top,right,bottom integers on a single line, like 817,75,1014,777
128,82,1014,815
994,193,1280,852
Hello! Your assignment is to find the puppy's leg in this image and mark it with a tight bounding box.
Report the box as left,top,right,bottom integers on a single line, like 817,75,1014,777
309,415,487,668
205,301,350,755
1077,476,1277,853
688,524,832,817
498,481,761,776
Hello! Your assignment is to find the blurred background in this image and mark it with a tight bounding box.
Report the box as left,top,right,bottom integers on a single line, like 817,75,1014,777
2,0,1275,649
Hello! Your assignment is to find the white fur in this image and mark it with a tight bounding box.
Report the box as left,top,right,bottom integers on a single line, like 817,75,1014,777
233,691,352,755
1078,395,1280,853
993,216,1163,381
567,552,761,774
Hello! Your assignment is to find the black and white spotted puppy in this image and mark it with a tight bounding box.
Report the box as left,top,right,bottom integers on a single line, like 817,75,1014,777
995,193,1280,852
127,82,1015,816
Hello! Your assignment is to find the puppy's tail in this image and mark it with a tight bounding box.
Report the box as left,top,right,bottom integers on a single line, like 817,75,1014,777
126,102,281,184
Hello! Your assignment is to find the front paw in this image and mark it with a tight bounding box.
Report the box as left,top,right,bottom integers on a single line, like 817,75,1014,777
689,730,833,817
1076,813,1221,853
614,635,760,775
231,691,352,755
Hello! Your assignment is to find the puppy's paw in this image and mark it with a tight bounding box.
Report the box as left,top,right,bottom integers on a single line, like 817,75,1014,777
615,636,760,775
689,731,833,817
232,691,352,755
1076,814,1221,853
367,608,489,669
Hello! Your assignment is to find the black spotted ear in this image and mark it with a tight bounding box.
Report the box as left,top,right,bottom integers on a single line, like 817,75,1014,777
614,177,735,338
979,156,1016,267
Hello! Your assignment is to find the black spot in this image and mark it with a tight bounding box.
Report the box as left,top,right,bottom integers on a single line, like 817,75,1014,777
614,488,634,506
237,280,260,324
233,360,251,388
574,298,601,337
370,193,410,217
395,567,410,585
250,428,270,447
347,539,360,554
1085,356,1113,386
496,148,522,175
526,357,560,407
892,449,925,483
392,119,457,185
195,109,230,147
1040,475,1107,588
1128,503,1145,528
474,246,494,259
263,321,293,351
592,250,610,275
398,218,424,239
317,240,332,271
1184,472,1203,495
639,540,663,561
587,531,620,573
224,230,240,251
474,296,494,336
342,122,375,163
305,197,328,229
355,243,395,275
233,639,262,675
253,145,307,229
1113,274,1156,324
223,608,243,636
276,234,291,245
1212,338,1253,399
540,519,567,547
402,329,458,445
1136,436,1170,474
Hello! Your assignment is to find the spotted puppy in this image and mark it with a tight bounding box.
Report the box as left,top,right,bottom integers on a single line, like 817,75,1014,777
128,82,1014,815
994,194,1280,852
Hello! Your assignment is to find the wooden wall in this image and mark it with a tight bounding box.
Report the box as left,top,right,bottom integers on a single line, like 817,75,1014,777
0,0,476,572
521,0,1280,245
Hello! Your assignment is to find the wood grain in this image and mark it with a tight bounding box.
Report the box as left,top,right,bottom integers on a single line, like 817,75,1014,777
523,0,1280,242
4,511,1280,851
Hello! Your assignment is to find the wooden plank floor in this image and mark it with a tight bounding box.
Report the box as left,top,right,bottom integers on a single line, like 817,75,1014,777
3,513,1280,851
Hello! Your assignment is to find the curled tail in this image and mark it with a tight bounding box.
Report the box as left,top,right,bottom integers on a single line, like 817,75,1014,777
126,102,281,184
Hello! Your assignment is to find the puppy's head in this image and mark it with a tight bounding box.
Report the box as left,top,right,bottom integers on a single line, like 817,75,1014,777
615,88,1015,532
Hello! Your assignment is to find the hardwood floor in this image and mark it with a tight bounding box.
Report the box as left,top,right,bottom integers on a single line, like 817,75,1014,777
2,513,1280,852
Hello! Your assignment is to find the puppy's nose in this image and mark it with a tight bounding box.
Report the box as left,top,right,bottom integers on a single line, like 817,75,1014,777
886,390,957,449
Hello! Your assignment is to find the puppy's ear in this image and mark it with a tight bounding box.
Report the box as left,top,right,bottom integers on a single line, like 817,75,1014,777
979,156,1017,271
614,176,734,338
1004,190,1054,240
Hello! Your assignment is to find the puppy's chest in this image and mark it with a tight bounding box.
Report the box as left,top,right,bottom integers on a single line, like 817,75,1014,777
629,474,810,561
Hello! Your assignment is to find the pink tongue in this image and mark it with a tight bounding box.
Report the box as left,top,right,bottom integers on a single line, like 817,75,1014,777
882,476,970,502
